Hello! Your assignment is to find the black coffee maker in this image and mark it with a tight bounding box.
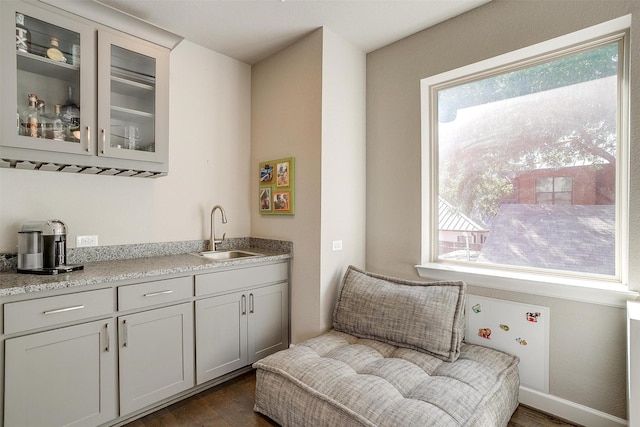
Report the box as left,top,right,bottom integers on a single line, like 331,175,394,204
17,220,84,274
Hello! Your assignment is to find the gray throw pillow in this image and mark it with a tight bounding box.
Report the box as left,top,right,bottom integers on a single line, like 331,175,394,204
332,265,466,362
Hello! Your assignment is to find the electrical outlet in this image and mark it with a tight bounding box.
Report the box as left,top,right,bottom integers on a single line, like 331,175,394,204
76,235,99,247
332,240,343,251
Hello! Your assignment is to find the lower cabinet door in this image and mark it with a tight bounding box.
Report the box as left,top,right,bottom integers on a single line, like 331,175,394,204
248,282,289,364
195,291,247,384
118,302,194,415
4,319,117,427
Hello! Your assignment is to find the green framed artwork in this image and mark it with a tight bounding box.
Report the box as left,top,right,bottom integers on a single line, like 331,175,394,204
259,157,295,215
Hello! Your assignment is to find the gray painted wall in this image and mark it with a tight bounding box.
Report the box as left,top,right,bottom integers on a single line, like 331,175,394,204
366,0,639,419
251,28,367,343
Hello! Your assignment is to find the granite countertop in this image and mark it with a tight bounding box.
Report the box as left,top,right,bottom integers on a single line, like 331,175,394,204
0,238,292,297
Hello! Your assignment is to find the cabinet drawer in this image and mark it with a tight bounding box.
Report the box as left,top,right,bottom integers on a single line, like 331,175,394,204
195,262,288,297
4,288,114,335
118,276,192,311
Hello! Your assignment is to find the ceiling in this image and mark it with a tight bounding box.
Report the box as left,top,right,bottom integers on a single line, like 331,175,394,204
94,0,490,65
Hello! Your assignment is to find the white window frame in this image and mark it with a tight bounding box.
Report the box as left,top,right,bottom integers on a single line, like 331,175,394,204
417,15,638,307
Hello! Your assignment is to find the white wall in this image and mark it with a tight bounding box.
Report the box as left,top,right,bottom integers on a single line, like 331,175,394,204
0,40,251,252
366,0,639,420
320,29,366,331
251,28,367,342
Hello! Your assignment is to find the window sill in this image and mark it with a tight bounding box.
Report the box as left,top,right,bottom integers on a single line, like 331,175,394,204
416,263,638,308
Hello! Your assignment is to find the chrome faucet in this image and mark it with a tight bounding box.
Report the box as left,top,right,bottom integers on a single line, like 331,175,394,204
210,205,228,251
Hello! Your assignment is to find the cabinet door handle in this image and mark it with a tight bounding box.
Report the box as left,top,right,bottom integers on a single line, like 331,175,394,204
43,305,85,315
241,294,247,315
104,322,110,352
86,126,91,151
249,293,254,314
101,128,106,154
122,319,128,347
144,290,173,297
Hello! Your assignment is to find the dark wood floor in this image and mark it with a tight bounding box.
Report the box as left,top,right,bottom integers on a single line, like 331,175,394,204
125,370,579,427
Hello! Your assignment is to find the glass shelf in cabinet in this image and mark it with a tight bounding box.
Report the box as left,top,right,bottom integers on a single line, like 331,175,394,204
17,51,79,83
110,65,156,85
109,135,155,152
110,76,154,97
111,105,154,119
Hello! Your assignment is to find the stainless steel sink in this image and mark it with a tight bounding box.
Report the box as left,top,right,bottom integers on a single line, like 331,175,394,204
195,250,264,261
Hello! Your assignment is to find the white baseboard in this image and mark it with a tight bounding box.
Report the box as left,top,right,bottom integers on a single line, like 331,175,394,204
519,386,627,427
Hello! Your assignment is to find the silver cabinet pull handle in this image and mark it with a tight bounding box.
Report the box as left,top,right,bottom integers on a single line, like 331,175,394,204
101,128,106,154
122,319,128,347
241,294,247,315
144,290,173,297
249,293,254,314
43,305,85,315
105,322,110,352
86,126,91,151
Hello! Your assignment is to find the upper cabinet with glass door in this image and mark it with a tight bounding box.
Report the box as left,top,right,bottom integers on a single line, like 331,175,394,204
0,0,171,177
1,1,95,156
97,31,169,165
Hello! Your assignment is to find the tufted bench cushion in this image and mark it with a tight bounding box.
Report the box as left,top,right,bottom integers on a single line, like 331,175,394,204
253,330,520,426
253,266,519,426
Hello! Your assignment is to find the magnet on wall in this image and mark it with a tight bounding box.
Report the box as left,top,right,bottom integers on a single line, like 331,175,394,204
472,303,481,313
478,328,491,339
526,312,541,322
499,324,510,331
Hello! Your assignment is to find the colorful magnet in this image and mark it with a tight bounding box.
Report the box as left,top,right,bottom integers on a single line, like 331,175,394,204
516,337,528,345
478,328,492,339
472,303,481,313
499,324,510,332
526,312,541,322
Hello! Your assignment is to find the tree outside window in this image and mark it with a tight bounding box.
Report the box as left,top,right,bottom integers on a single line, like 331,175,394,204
432,41,621,277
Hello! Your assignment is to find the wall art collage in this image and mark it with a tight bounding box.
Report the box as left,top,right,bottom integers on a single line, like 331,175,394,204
259,157,295,215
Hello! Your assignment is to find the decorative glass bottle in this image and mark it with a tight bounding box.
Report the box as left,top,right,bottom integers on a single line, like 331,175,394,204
52,104,65,141
61,86,80,142
21,94,39,138
15,13,30,53
36,99,47,138
46,36,66,63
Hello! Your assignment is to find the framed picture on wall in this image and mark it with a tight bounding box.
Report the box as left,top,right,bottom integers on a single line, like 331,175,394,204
259,157,294,215
260,187,272,212
276,160,290,187
260,164,274,183
273,191,291,212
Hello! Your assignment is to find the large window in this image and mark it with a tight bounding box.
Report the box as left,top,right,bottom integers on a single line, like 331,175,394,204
421,17,630,285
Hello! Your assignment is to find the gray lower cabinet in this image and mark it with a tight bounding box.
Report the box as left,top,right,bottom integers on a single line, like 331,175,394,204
248,282,289,363
4,319,117,427
118,302,194,415
195,290,247,382
1,261,289,427
196,281,288,384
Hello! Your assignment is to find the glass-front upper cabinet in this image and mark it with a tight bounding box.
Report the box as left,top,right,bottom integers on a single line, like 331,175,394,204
1,1,170,176
97,30,169,164
1,1,95,155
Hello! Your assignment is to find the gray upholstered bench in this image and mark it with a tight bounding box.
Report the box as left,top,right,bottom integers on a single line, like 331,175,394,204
253,266,520,426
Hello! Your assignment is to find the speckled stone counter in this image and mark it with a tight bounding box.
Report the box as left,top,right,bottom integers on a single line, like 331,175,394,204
0,238,292,297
